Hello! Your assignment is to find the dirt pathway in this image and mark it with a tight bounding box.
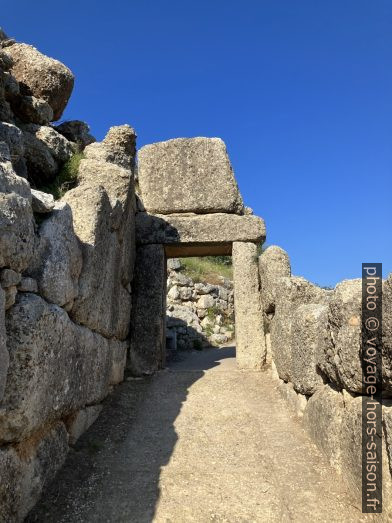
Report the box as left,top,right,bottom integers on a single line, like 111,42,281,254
27,346,368,522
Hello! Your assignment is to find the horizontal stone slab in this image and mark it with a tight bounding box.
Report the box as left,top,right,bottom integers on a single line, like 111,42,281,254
135,213,266,253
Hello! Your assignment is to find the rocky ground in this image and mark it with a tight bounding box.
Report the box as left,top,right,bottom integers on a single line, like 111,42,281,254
27,347,370,522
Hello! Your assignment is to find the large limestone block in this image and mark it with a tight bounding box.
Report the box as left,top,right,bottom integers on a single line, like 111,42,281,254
0,293,113,442
258,245,291,314
63,184,133,340
66,405,102,445
138,137,244,214
291,304,328,395
0,287,8,402
303,385,344,469
321,279,362,393
136,212,265,250
0,422,68,522
129,245,166,375
84,124,136,169
0,192,34,273
232,242,266,370
0,151,34,273
5,42,74,120
28,202,82,308
270,276,328,382
339,396,392,514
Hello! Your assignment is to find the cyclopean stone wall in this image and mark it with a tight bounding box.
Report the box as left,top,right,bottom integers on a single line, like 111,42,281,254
0,29,137,522
259,245,392,516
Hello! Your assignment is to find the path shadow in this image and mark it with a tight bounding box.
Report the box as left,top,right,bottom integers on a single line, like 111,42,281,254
26,345,236,523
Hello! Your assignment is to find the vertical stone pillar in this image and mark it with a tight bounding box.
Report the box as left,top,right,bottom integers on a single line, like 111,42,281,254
129,244,166,374
232,242,266,370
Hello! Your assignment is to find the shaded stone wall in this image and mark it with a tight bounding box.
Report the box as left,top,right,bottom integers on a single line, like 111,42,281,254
0,30,137,521
259,245,392,515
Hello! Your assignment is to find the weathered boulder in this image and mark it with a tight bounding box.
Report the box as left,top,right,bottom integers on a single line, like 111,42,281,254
0,293,113,442
17,276,38,293
22,124,74,185
0,268,21,288
232,242,265,370
138,137,244,214
270,276,328,382
0,191,34,273
291,303,329,395
11,95,53,125
0,422,69,522
28,202,82,308
0,122,24,163
5,43,74,120
167,304,201,332
66,404,103,445
109,339,128,385
136,212,265,253
321,279,362,393
30,188,55,213
55,120,95,148
84,124,136,169
258,245,291,314
303,385,344,469
129,245,166,375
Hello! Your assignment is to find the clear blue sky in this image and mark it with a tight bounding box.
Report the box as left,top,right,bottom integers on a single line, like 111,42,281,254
3,1,391,286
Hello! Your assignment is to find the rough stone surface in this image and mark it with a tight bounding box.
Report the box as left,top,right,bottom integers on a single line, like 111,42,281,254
66,405,103,445
29,202,82,307
136,212,266,249
258,245,291,314
12,95,53,125
0,268,21,288
129,245,166,375
22,124,74,185
30,188,55,213
0,293,113,442
322,279,363,393
0,122,24,164
63,182,134,340
303,385,345,469
270,276,328,382
138,137,244,214
109,339,128,385
0,422,69,522
84,124,136,169
291,303,329,395
5,43,74,120
55,120,95,148
383,274,392,393
232,242,266,370
0,286,8,402
17,276,38,293
0,190,34,273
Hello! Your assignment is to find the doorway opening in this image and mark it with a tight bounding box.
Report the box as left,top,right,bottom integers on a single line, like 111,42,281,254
165,255,235,361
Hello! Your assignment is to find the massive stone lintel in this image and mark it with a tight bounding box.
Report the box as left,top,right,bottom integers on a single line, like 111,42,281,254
137,137,244,214
135,213,266,253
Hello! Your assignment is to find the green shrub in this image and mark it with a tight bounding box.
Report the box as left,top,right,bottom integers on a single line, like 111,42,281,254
39,152,84,200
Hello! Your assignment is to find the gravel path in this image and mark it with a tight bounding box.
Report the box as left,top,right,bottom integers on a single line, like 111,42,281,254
27,346,369,522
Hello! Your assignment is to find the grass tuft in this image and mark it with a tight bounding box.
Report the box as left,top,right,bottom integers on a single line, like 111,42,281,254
39,152,84,200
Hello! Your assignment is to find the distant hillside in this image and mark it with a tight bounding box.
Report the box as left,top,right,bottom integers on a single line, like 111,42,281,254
179,256,233,285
